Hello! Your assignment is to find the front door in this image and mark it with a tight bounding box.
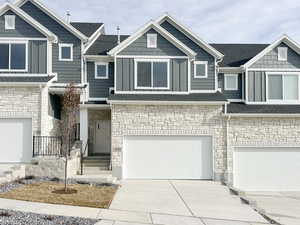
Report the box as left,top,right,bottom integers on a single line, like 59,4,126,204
94,120,111,154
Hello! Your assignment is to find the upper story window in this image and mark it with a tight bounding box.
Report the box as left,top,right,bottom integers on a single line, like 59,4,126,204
147,34,157,48
267,73,299,102
224,74,238,91
5,15,15,30
278,47,288,61
59,43,73,61
95,62,109,79
194,61,208,78
135,59,169,89
0,41,27,72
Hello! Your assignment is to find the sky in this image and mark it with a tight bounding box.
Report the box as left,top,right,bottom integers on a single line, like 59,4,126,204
4,0,300,43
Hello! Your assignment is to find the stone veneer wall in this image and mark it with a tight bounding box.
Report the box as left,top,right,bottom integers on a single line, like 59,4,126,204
111,104,227,180
227,117,300,184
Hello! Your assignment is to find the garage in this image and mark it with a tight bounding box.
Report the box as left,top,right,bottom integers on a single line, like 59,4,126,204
234,147,300,191
0,118,32,163
123,136,213,180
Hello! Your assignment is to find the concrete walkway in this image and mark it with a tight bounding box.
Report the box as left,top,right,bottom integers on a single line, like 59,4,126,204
0,180,270,225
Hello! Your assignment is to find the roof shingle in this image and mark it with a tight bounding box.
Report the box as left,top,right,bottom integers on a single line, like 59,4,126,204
71,22,103,37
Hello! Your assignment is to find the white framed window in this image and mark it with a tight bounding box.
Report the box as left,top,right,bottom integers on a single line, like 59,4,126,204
59,43,73,61
147,34,157,48
267,72,299,102
278,47,288,61
0,41,28,72
224,74,238,91
194,61,208,78
134,58,169,89
95,62,109,79
5,15,15,30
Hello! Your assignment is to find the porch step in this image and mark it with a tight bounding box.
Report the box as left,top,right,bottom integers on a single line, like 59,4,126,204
83,167,111,175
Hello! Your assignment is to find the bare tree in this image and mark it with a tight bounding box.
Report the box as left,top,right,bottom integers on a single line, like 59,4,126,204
61,83,80,192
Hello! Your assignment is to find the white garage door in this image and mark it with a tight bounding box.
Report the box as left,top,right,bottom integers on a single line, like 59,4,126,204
234,147,300,191
123,136,213,180
0,118,32,163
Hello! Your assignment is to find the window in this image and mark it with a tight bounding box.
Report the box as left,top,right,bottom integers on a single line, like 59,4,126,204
135,59,169,89
95,62,108,79
0,42,27,71
194,61,208,78
268,73,299,101
278,47,287,61
224,74,238,91
59,44,73,61
5,15,15,30
147,34,157,48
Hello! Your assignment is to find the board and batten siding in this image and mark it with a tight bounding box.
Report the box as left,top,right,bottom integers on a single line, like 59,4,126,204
160,20,216,91
21,1,82,83
87,62,114,98
218,73,242,100
250,43,300,69
116,58,188,92
247,71,266,102
119,29,186,56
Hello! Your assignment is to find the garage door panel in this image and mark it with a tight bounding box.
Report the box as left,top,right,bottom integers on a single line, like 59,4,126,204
123,136,213,180
234,147,300,191
0,119,32,163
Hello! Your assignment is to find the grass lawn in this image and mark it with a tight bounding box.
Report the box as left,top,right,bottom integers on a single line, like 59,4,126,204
0,182,118,208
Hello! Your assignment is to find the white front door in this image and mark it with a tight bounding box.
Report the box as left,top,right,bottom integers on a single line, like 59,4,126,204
94,120,111,154
123,136,213,180
0,118,32,163
234,147,300,191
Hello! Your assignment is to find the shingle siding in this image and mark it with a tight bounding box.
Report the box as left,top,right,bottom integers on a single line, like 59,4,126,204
87,61,114,98
21,1,82,83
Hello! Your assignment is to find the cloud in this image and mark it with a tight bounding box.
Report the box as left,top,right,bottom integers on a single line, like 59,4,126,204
2,0,300,43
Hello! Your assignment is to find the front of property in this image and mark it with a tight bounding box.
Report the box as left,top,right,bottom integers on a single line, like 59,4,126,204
1,0,300,191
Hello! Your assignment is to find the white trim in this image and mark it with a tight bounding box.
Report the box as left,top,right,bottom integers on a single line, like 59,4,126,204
5,15,15,30
194,61,208,78
0,74,47,77
95,62,109,79
0,82,48,86
58,43,73,61
0,37,47,41
0,3,57,42
224,74,238,91
147,33,157,48
224,113,300,118
134,58,170,90
116,55,188,59
248,68,300,72
88,97,107,101
108,21,196,58
243,35,300,68
189,90,218,93
81,41,84,83
84,24,105,53
227,99,244,103
108,100,227,105
278,47,288,61
155,13,224,59
114,91,190,95
0,40,28,72
219,67,243,73
85,55,114,61
14,0,88,41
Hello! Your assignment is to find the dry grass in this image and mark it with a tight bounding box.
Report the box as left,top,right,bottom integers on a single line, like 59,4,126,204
0,182,118,208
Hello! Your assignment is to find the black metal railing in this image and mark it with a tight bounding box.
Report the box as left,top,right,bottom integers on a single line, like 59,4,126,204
33,136,63,157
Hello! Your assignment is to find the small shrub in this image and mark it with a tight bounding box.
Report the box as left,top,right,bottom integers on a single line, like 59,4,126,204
50,177,60,182
24,176,35,180
0,211,11,217
43,216,55,221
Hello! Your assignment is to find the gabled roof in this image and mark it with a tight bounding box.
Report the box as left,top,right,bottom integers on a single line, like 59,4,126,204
0,3,57,42
14,0,88,41
156,13,224,59
211,44,268,67
243,35,300,68
108,21,197,58
71,22,103,37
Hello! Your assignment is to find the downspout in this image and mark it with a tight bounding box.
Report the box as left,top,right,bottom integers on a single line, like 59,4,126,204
224,102,231,184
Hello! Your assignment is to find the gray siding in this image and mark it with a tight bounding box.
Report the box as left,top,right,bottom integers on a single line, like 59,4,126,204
116,58,188,92
250,43,300,69
21,1,82,83
119,29,186,56
161,20,216,90
248,71,266,102
0,10,45,38
0,40,47,74
87,62,114,98
218,73,242,100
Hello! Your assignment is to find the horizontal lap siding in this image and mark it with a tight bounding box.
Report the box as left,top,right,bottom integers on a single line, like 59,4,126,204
21,1,82,83
218,73,242,99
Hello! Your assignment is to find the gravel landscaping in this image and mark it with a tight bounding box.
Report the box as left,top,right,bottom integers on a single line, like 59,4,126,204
0,209,99,225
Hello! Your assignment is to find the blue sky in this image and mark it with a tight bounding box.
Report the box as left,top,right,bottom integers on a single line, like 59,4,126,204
5,0,300,43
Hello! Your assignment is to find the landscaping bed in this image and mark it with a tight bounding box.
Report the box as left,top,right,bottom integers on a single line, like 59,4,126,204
0,177,118,209
0,209,99,225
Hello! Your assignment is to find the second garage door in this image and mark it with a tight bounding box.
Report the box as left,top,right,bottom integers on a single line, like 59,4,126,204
123,136,213,180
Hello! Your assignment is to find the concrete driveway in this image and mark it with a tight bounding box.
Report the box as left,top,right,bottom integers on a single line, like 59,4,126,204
104,180,269,225
245,192,300,225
